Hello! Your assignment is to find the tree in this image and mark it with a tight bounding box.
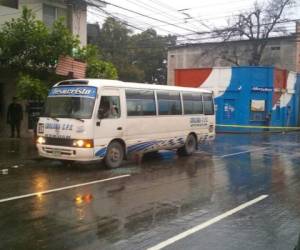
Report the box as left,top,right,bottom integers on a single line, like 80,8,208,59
98,17,134,80
16,74,48,101
0,8,118,100
0,8,79,72
75,45,118,79
131,29,176,83
97,18,176,83
214,0,295,65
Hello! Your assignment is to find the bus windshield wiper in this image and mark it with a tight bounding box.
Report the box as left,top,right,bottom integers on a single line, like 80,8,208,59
70,117,85,123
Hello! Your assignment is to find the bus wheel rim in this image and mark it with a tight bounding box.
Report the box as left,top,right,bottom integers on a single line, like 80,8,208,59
109,148,120,162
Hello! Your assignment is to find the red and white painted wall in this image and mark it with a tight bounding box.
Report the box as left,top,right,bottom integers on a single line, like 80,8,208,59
172,66,300,132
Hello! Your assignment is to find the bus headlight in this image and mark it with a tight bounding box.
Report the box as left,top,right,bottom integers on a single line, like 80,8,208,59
72,139,94,148
37,136,46,144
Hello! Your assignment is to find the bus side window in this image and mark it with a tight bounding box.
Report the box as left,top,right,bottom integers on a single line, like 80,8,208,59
183,93,203,115
157,91,182,115
203,95,214,115
126,89,156,116
98,96,121,119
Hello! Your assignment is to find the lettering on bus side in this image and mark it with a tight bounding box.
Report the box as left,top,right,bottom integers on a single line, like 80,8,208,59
190,117,208,127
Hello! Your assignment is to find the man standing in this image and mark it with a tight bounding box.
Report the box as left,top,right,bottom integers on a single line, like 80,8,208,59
7,97,23,138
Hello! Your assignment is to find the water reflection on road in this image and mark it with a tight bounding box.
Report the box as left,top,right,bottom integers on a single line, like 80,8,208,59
0,133,299,249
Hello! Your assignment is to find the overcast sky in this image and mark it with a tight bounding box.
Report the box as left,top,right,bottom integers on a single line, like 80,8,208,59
87,0,300,42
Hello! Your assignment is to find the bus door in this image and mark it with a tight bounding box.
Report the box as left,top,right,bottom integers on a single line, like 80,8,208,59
95,88,124,147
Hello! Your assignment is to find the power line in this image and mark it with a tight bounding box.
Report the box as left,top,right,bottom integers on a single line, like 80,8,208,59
133,0,202,31
86,0,202,34
89,8,145,31
89,7,188,38
148,3,300,30
88,9,298,46
126,0,184,23
86,0,299,46
86,0,298,40
88,2,203,43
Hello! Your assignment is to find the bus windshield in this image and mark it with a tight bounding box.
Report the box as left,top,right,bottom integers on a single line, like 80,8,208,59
44,96,95,119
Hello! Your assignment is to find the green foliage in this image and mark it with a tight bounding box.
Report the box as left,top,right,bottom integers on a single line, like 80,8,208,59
75,44,101,63
99,17,132,62
0,7,79,71
0,8,119,101
131,29,176,83
97,18,176,83
16,74,49,101
75,44,118,79
97,18,133,81
86,60,118,79
119,64,145,82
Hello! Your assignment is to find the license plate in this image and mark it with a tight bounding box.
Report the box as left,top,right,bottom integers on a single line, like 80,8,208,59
52,150,61,156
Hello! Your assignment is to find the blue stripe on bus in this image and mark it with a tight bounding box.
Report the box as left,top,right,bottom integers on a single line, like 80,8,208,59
128,141,157,152
95,147,107,157
134,142,158,152
95,138,185,157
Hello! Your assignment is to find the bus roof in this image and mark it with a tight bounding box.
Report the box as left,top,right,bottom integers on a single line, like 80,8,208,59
54,79,212,94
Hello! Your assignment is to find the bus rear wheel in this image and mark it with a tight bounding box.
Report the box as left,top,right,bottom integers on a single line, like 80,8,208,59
177,134,197,156
104,141,124,168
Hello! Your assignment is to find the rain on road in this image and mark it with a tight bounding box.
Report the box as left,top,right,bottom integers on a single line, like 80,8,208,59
0,132,300,250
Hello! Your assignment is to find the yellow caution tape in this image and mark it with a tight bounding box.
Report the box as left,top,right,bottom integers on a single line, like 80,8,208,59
216,124,300,130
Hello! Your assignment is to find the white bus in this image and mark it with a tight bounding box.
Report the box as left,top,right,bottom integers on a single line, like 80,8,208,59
36,79,215,168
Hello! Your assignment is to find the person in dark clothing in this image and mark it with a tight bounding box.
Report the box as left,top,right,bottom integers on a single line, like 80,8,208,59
7,97,23,138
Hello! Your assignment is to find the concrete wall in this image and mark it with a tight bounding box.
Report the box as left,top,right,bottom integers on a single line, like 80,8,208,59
168,24,300,85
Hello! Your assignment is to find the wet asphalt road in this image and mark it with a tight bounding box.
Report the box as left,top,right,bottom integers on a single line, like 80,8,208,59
0,133,300,250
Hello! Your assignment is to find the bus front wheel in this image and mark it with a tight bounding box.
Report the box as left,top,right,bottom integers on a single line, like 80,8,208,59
177,134,197,156
104,141,124,168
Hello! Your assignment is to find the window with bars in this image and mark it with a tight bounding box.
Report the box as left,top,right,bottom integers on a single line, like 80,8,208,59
43,4,67,27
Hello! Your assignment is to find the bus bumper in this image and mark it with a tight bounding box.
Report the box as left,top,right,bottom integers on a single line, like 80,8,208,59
37,144,97,161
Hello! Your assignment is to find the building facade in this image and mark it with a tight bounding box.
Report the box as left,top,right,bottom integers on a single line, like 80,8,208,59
0,0,87,46
0,0,87,137
168,22,300,85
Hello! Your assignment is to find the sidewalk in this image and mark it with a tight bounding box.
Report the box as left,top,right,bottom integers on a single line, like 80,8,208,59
0,137,39,164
